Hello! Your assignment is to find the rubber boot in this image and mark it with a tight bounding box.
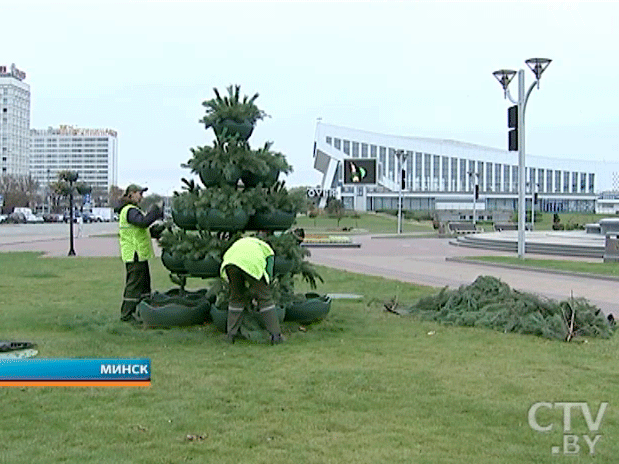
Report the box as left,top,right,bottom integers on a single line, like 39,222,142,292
226,306,244,343
259,305,284,344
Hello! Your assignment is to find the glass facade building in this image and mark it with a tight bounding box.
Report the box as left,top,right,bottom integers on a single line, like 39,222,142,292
313,122,619,215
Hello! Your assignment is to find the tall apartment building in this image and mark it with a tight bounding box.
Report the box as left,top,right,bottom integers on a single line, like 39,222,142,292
30,125,118,196
0,64,30,176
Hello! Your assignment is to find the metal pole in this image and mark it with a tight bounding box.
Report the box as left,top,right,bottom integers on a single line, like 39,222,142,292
531,185,535,231
397,152,403,234
517,69,526,259
472,174,477,227
68,187,76,256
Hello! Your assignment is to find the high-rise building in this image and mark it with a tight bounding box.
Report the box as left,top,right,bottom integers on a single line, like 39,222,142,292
30,125,118,199
0,64,30,176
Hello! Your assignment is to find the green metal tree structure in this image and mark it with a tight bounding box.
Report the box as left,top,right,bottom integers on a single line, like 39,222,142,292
155,85,324,334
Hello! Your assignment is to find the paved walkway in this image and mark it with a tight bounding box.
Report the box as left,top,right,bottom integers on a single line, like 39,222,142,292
1,223,617,317
307,234,619,318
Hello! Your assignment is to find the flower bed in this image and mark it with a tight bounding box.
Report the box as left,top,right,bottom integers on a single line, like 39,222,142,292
303,234,352,244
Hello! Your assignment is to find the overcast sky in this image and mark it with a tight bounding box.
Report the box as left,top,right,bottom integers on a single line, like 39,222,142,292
4,0,618,195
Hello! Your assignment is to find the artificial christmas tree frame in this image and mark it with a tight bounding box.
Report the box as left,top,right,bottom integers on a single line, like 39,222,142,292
143,85,329,337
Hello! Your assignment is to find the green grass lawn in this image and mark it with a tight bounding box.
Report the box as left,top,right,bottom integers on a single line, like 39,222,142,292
460,255,619,278
1,253,618,463
295,213,435,235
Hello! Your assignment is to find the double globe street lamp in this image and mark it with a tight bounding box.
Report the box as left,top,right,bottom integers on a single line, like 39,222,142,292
492,58,551,258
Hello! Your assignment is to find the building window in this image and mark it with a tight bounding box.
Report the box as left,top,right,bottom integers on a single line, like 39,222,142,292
333,138,341,150
441,156,448,191
370,145,377,158
494,163,501,192
555,171,561,193
512,166,518,191
379,147,386,178
450,158,458,191
326,136,332,145
424,154,432,190
343,140,350,155
361,143,368,158
460,159,467,191
351,141,359,158
485,162,493,192
580,173,586,193
433,155,440,190
570,172,576,192
547,169,553,193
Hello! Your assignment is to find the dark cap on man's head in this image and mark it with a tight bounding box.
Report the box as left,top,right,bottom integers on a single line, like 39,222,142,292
125,184,148,196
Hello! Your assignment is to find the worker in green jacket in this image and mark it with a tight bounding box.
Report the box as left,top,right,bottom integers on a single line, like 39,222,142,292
115,184,163,323
220,236,283,344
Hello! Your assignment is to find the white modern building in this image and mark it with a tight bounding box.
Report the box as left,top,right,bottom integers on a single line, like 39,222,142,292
313,122,619,217
0,64,30,177
30,125,118,196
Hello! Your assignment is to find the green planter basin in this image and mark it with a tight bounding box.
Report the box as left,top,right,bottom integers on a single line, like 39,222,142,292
196,208,249,231
212,118,254,141
171,209,197,230
210,306,286,334
198,164,221,188
151,288,210,305
273,256,293,275
199,163,241,187
284,293,332,323
161,252,187,274
137,298,210,328
184,256,222,278
241,168,279,188
246,210,296,231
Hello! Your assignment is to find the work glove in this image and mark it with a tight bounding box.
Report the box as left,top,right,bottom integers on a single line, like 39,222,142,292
149,223,165,239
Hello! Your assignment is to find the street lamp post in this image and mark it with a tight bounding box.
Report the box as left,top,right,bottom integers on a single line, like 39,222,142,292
395,150,407,234
493,58,551,259
46,169,50,214
530,182,540,231
68,183,76,256
59,170,79,256
468,171,479,226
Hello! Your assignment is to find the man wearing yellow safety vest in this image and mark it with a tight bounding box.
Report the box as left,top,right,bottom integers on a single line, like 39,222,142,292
220,236,284,344
115,184,163,323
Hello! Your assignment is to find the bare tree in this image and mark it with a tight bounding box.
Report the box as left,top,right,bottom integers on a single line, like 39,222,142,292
141,193,164,211
0,175,40,214
108,185,123,208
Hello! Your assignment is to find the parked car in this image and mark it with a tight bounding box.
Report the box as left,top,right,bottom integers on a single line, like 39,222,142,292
82,212,95,223
13,207,44,223
43,213,63,223
63,211,80,223
27,214,44,224
6,212,27,224
0,214,7,223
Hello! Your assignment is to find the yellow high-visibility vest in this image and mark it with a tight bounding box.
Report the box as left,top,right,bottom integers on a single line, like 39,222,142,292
119,204,155,262
221,237,274,283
